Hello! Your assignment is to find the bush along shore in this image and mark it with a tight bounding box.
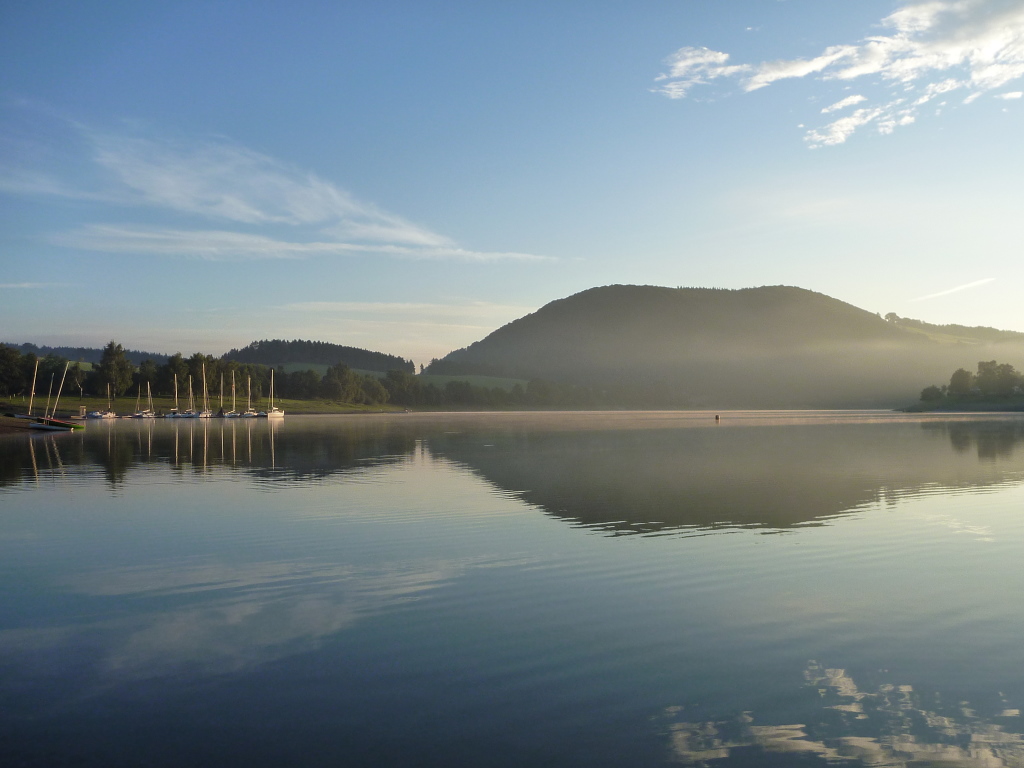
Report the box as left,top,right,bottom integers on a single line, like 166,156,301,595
906,360,1024,412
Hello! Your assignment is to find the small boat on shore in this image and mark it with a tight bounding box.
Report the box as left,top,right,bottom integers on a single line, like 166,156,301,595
14,360,82,430
87,384,117,419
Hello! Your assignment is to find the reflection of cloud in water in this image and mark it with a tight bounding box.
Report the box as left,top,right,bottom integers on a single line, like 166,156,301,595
906,510,996,542
665,661,1024,766
0,556,516,684
95,562,446,678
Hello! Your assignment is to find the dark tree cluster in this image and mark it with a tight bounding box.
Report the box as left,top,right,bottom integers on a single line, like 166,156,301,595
921,360,1024,402
378,370,599,408
225,339,413,373
0,342,278,403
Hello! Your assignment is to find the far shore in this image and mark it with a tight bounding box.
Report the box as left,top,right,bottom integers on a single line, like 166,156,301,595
902,398,1024,413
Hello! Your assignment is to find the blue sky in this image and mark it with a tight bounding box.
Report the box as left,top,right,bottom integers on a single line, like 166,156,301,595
2,0,1023,365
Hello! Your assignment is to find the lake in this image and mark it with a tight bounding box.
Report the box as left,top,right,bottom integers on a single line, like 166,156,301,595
2,411,1024,767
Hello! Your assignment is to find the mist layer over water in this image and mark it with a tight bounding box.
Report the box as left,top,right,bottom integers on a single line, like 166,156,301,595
2,412,1024,767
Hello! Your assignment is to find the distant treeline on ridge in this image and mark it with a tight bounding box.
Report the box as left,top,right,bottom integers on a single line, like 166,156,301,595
224,339,414,373
7,342,171,367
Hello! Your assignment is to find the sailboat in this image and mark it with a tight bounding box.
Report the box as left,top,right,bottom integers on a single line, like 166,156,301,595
132,381,155,418
22,361,80,430
241,375,258,418
223,371,240,418
166,373,183,417
259,369,284,419
182,375,199,417
87,383,118,418
198,363,213,418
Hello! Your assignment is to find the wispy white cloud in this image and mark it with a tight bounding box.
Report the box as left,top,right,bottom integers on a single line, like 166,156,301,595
821,94,868,113
910,277,995,301
996,90,1024,98
280,300,530,314
88,133,451,247
55,224,548,262
4,122,548,262
655,0,1024,146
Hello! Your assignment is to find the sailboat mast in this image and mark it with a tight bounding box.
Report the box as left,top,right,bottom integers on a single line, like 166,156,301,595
174,373,179,410
51,361,70,417
220,374,224,409
232,371,236,411
44,373,54,418
27,359,39,416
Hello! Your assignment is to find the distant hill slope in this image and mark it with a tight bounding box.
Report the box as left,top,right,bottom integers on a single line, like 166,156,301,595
425,285,1024,408
884,314,1024,344
224,339,413,373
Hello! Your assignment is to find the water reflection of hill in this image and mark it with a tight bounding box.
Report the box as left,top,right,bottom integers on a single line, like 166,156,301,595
5,416,1024,533
0,418,416,488
428,420,1024,534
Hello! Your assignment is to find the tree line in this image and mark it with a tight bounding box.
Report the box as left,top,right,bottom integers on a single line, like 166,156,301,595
920,360,1024,402
0,341,601,409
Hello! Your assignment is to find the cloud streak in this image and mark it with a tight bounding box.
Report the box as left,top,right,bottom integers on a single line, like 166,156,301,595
5,122,548,262
910,277,995,302
54,225,547,262
655,0,1024,146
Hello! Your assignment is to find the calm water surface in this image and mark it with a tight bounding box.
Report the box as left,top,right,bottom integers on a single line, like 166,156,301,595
2,411,1024,767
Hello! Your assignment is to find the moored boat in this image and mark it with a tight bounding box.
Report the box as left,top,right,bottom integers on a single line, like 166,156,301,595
260,368,284,419
87,383,117,419
224,371,240,417
241,375,258,418
13,360,82,430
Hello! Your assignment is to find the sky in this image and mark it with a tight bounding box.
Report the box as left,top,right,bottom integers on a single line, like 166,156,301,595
2,0,1023,366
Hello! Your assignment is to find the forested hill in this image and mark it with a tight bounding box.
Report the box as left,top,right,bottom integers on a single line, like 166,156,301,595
425,285,1024,408
224,339,413,373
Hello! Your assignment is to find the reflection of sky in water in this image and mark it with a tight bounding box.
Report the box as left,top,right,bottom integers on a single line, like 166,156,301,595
3,415,1024,765
8,559,467,680
0,451,536,695
666,662,1024,767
